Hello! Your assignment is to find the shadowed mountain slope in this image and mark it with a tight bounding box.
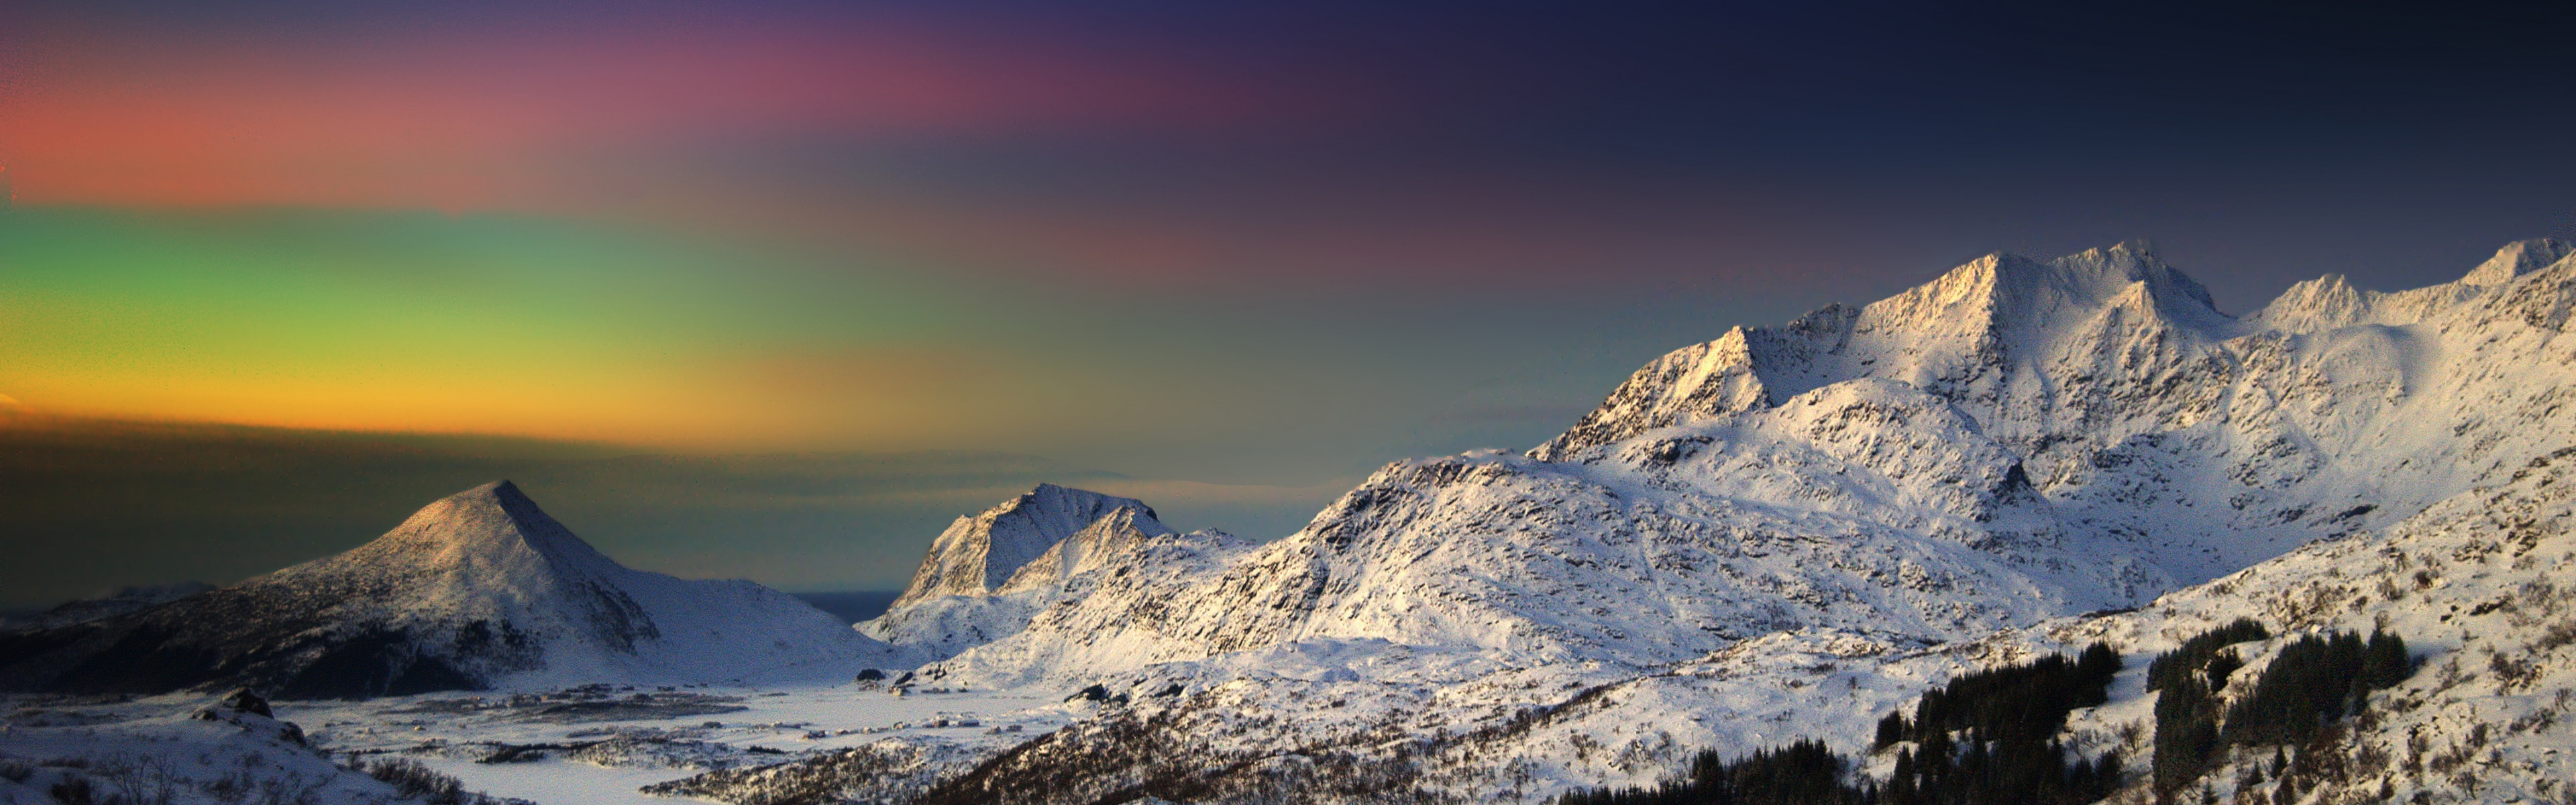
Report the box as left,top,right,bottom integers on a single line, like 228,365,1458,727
0,481,898,698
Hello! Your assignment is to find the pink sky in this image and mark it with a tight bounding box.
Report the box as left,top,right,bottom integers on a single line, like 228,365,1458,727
0,20,1371,213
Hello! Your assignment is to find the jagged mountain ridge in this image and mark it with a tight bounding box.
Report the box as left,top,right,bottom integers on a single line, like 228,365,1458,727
863,485,1248,665
1534,241,2232,462
0,480,894,698
882,239,2576,689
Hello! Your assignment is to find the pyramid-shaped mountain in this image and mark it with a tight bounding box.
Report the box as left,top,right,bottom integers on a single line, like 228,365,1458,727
0,481,897,698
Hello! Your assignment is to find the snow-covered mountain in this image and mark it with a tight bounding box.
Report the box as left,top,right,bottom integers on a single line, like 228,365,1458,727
877,239,2576,688
863,484,1248,665
0,480,897,698
774,238,2576,804
887,440,2576,805
890,484,1169,607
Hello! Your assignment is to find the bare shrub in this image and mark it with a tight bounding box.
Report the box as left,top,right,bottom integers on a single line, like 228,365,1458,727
2534,621,2576,653
252,773,313,805
199,768,256,804
2508,708,2557,735
364,757,466,804
2432,657,2469,691
2492,652,2543,692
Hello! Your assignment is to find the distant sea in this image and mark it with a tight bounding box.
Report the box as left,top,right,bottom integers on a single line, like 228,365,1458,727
790,591,902,625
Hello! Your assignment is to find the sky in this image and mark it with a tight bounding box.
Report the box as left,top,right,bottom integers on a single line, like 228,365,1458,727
3,0,2573,608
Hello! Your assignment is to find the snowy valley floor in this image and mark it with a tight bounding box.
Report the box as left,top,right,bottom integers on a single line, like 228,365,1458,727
0,682,1065,805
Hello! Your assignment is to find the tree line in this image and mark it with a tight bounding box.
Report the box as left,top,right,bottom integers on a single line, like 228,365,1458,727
1558,644,2123,805
2149,619,2410,798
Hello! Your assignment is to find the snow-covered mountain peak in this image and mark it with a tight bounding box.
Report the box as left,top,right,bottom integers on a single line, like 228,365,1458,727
1533,242,2230,460
2248,272,2369,332
863,487,1220,665
2248,238,2576,334
1866,241,2223,337
329,480,619,583
2459,237,2571,286
892,484,1170,608
1,480,895,696
998,506,1174,594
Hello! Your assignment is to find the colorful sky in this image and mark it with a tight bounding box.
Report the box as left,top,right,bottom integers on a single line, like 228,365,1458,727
3,0,2573,607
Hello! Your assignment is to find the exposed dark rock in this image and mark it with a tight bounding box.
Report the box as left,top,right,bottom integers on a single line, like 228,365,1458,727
219,687,271,717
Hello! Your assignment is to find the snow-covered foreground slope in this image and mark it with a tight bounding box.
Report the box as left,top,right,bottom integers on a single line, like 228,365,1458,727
0,481,901,698
0,689,497,805
1382,444,2576,804
2026,445,2576,805
879,239,2576,690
